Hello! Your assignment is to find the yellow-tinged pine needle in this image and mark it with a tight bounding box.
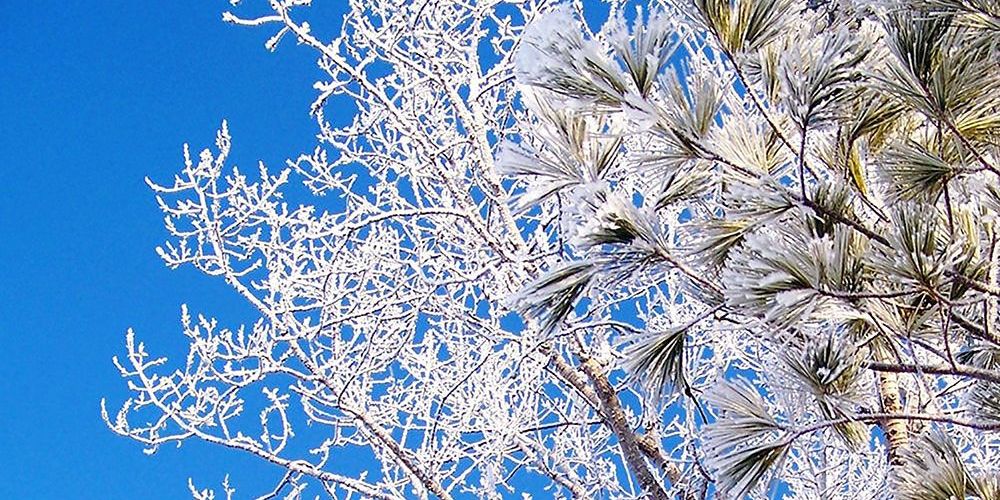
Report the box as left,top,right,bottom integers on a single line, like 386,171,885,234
846,143,868,196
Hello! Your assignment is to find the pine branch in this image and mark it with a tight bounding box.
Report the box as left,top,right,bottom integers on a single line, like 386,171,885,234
938,96,1000,176
790,411,1000,437
947,269,1000,297
865,361,1000,385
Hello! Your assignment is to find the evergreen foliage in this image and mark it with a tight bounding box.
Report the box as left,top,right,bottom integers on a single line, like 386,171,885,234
508,0,1000,496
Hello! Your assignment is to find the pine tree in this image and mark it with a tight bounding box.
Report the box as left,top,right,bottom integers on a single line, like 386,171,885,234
510,0,1000,496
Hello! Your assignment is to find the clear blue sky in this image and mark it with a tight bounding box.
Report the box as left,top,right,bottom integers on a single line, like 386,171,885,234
0,1,347,497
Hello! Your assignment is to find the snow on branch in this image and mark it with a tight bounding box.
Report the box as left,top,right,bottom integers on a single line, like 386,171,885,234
107,0,1000,498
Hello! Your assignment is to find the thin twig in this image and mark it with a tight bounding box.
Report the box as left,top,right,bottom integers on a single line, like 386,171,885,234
864,361,1000,385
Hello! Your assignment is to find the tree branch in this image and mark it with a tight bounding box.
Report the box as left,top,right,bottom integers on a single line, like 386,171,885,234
542,345,683,495
576,356,671,500
865,361,1000,385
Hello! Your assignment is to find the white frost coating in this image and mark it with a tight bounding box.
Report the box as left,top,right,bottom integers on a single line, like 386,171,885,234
105,0,1000,499
515,4,579,84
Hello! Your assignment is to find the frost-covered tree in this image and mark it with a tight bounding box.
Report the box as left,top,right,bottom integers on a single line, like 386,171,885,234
104,0,1000,498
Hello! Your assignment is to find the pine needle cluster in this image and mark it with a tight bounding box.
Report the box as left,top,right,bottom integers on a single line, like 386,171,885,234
506,0,1000,495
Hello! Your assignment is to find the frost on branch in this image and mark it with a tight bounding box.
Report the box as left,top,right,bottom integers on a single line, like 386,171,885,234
107,0,1000,498
507,0,1000,497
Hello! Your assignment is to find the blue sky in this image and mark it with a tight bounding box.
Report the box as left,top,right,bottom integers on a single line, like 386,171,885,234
0,1,347,497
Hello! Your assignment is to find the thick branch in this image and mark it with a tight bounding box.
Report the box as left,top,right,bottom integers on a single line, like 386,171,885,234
543,346,683,494
873,358,908,468
577,357,670,500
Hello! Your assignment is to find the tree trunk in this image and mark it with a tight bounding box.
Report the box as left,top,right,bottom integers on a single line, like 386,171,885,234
876,366,908,468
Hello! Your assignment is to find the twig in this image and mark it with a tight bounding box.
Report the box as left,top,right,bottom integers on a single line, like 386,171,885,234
864,361,1000,385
